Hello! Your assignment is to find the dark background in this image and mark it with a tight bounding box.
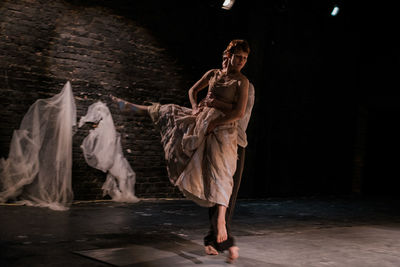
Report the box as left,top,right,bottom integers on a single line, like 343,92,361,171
0,0,399,199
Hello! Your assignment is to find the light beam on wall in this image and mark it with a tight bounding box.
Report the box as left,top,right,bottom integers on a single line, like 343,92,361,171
222,0,235,10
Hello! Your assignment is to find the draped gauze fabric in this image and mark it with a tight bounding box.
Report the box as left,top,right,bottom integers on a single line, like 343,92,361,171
148,103,237,207
237,82,255,148
0,81,76,211
78,101,139,203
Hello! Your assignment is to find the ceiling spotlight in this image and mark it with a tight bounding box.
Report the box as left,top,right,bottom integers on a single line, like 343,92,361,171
222,0,235,10
331,5,339,16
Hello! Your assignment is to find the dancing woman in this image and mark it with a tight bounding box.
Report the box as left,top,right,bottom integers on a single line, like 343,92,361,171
203,49,255,262
111,39,250,262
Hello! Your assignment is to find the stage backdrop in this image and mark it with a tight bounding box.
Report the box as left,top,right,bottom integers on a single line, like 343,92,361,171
1,0,398,199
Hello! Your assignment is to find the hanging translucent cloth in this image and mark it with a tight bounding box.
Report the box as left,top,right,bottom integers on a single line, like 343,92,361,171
78,101,139,203
0,81,76,211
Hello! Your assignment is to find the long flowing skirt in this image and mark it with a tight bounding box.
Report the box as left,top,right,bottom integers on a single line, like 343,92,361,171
148,103,237,207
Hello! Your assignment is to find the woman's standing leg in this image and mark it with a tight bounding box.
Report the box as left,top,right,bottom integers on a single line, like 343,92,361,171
225,146,245,262
217,205,228,243
204,146,245,258
206,205,234,250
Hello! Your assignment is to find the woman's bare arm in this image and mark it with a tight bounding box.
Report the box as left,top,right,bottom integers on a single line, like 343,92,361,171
189,70,214,112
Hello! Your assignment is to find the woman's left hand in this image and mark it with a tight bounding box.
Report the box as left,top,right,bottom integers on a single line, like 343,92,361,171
205,92,217,108
205,95,233,112
206,120,218,135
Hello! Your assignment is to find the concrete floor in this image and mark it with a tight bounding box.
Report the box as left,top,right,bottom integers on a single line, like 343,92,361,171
1,197,400,266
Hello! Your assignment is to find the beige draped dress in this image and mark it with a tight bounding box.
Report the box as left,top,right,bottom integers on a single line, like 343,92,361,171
148,69,240,207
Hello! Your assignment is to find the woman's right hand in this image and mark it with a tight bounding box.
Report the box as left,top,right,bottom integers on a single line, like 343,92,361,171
192,105,201,115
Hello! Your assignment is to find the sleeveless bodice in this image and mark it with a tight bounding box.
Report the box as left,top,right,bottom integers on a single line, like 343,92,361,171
207,70,239,104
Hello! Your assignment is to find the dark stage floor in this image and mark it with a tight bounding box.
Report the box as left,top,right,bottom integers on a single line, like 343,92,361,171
1,197,400,266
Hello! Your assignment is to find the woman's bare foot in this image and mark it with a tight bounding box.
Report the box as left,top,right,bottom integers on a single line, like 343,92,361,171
216,220,228,243
109,94,120,103
226,246,239,264
204,245,219,255
109,94,127,111
109,94,149,115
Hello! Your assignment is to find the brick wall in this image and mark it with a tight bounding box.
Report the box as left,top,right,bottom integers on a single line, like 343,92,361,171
0,1,374,198
0,0,201,199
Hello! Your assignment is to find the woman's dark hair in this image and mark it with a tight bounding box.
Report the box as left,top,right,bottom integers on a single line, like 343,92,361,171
224,39,250,55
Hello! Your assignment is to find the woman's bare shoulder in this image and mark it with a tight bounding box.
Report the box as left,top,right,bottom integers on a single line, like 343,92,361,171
237,73,249,86
203,69,219,79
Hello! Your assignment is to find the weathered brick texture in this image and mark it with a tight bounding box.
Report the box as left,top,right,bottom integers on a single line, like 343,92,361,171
0,0,195,199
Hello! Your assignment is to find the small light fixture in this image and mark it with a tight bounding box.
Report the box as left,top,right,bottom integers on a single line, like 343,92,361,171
222,0,235,10
331,5,339,16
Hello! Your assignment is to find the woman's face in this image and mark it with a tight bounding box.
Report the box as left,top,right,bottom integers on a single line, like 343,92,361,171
229,49,248,71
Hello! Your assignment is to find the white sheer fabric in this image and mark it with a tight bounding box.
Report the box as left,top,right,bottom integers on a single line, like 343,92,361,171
78,101,139,203
237,82,255,148
0,82,76,211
